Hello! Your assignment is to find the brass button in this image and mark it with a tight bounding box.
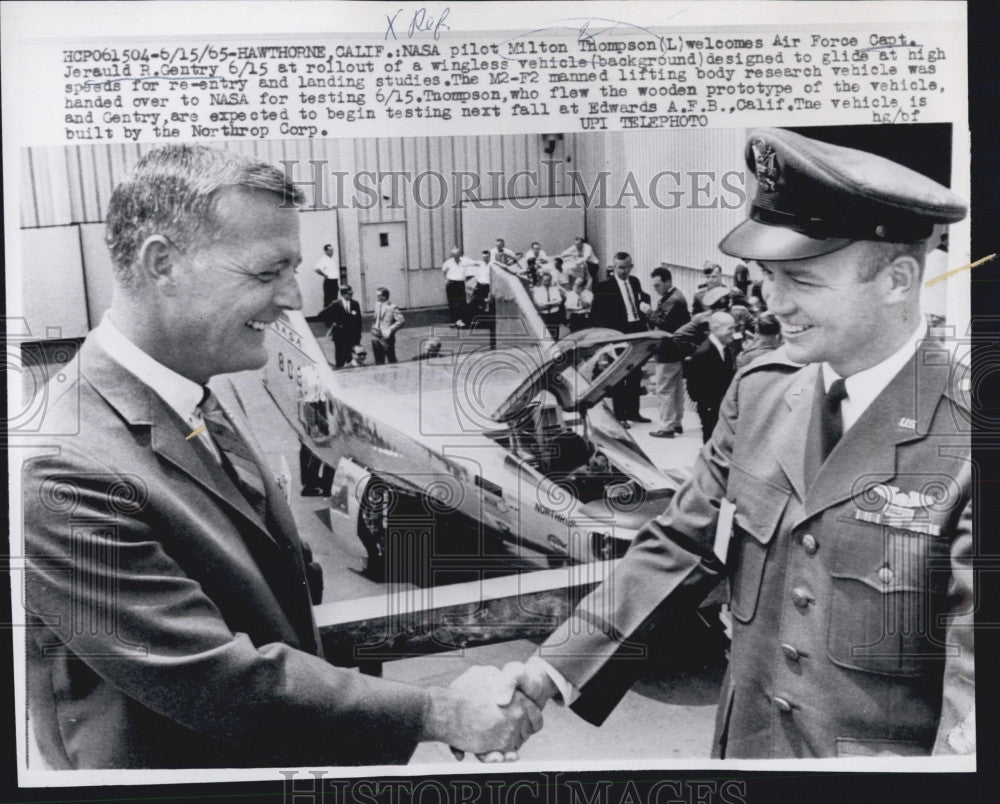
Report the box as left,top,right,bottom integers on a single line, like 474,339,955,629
773,696,793,713
791,587,813,608
879,566,894,585
780,643,800,661
801,534,818,554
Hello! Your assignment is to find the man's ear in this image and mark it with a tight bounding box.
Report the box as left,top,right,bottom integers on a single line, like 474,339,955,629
882,254,922,304
136,235,177,292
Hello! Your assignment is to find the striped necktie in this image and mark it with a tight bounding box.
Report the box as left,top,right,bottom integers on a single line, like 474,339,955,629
201,389,268,519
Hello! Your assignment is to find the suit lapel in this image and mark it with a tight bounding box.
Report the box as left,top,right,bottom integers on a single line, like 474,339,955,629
80,339,280,547
801,345,948,521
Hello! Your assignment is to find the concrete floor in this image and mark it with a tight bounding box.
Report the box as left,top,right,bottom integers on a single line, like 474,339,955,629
229,317,722,764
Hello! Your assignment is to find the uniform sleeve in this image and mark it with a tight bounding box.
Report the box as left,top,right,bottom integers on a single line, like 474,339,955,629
540,369,737,724
24,451,429,766
933,495,976,755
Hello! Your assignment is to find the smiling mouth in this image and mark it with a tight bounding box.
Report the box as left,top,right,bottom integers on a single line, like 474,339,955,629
781,322,814,336
245,319,270,332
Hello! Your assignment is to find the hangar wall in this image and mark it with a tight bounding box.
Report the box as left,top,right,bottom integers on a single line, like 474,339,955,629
15,129,965,334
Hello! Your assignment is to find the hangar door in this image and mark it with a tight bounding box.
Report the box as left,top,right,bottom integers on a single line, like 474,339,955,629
461,198,585,264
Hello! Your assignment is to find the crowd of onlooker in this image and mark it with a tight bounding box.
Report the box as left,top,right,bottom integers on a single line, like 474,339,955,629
311,236,788,445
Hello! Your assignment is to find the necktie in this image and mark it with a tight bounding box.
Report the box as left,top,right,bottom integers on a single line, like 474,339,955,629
201,390,268,519
820,378,849,460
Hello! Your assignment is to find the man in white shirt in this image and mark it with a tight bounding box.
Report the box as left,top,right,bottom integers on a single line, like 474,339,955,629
22,144,542,769
495,128,974,760
531,271,564,339
490,237,519,268
442,246,476,327
313,243,340,308
560,236,600,287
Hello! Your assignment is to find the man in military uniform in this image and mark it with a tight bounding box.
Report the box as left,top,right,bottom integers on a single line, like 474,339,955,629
506,128,974,758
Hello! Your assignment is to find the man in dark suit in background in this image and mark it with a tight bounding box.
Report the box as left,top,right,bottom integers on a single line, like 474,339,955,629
590,252,651,425
684,311,737,442
324,284,362,367
22,144,541,769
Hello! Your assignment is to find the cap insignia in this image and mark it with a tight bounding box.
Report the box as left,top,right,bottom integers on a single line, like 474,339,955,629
751,138,779,192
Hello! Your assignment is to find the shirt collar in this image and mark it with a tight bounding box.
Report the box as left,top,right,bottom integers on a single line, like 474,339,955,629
707,333,726,358
91,313,206,424
821,321,927,407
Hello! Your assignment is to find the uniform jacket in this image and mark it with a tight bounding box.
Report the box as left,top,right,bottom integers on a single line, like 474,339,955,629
543,344,974,758
647,287,691,363
590,276,650,333
324,298,363,347
684,338,736,408
23,338,428,769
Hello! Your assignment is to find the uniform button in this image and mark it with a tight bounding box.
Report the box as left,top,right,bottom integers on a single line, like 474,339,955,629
773,696,793,713
801,534,818,554
878,566,894,585
780,643,800,661
791,587,813,608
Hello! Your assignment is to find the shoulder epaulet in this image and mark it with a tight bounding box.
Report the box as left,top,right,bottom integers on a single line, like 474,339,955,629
737,345,803,376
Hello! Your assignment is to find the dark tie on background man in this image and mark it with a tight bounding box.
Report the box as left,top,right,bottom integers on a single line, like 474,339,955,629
820,378,848,460
201,388,268,519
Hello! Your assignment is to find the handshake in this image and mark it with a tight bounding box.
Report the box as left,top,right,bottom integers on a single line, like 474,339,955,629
421,657,559,762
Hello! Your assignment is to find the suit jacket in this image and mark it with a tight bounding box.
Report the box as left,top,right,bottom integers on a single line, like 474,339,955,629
647,287,691,362
684,337,735,407
371,300,405,343
324,298,362,346
22,338,427,769
543,344,974,758
590,276,649,333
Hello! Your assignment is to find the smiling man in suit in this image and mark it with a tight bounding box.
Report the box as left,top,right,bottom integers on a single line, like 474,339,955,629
22,144,542,769
506,128,974,759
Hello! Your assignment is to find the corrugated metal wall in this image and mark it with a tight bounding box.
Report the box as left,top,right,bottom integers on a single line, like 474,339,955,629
22,135,582,274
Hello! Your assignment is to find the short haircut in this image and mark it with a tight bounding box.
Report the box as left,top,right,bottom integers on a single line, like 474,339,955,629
377,286,390,298
857,240,928,282
105,144,303,288
614,251,631,262
341,285,353,294
324,243,333,249
651,266,672,283
756,312,781,336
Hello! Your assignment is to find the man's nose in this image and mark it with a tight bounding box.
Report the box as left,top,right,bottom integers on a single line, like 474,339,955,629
276,271,304,311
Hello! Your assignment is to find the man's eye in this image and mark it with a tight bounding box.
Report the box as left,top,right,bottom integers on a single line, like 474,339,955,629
257,272,279,282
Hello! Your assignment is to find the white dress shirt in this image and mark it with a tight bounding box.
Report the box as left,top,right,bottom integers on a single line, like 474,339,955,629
442,256,475,281
821,321,927,432
92,313,221,462
614,276,639,322
314,254,339,280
